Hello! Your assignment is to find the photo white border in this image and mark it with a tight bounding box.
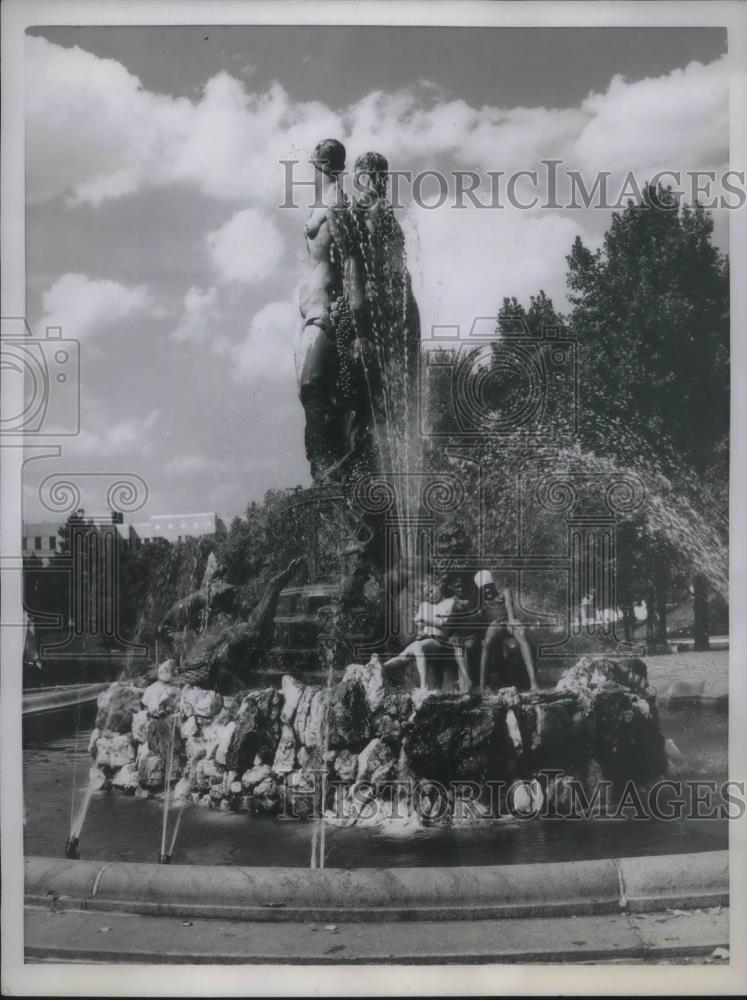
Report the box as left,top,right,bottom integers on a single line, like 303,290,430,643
2,0,746,995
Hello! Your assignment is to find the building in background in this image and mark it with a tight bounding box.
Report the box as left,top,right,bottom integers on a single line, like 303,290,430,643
22,523,62,561
130,512,217,545
22,511,218,560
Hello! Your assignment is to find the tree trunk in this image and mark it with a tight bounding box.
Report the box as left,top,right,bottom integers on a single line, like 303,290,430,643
692,573,710,651
646,581,670,655
621,604,635,644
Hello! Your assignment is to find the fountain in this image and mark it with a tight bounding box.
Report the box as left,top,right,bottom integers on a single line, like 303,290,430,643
60,139,689,852
20,142,730,971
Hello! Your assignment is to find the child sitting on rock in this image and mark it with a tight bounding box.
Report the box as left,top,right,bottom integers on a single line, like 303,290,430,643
384,576,466,691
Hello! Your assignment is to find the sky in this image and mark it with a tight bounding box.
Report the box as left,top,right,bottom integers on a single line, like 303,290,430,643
23,25,729,524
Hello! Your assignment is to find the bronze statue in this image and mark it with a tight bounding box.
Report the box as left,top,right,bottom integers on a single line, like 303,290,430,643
295,138,349,483
296,141,420,488
157,556,306,690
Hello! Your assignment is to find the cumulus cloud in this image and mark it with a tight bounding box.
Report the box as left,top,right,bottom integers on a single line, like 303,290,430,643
27,35,728,210
170,286,225,347
26,36,341,206
169,285,297,386
232,300,298,383
574,58,729,179
409,206,589,334
207,209,285,284
57,408,160,456
39,273,153,340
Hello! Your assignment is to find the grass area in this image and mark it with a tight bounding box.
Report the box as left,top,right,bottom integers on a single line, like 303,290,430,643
643,649,727,688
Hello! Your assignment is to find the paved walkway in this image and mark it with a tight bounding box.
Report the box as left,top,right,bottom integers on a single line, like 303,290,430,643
25,904,728,965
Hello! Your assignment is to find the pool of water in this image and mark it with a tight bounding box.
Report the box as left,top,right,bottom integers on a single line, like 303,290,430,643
22,704,728,868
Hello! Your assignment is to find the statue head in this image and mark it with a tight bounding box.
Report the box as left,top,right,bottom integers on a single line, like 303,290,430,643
354,151,389,200
310,138,346,178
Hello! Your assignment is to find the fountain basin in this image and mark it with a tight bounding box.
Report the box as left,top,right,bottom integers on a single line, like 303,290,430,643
25,849,728,923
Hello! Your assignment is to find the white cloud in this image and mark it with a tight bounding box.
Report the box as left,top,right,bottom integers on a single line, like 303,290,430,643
408,205,589,335
575,59,729,179
232,300,298,383
170,286,222,345
54,408,160,457
27,35,728,210
39,273,153,340
207,209,285,284
169,286,297,386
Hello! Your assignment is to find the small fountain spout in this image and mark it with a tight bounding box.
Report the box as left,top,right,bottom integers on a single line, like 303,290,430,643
159,853,172,865
64,835,79,859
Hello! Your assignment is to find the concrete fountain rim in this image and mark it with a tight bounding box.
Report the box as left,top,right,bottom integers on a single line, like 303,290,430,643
25,849,728,923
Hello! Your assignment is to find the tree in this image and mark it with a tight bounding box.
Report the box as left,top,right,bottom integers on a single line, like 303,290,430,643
566,185,729,650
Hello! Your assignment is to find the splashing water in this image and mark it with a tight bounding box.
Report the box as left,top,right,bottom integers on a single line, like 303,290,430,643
464,412,728,603
353,200,423,570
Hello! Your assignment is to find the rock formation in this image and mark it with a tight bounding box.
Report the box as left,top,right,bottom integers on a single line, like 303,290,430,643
86,656,666,827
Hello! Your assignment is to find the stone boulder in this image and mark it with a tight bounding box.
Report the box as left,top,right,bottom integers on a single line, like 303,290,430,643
141,679,179,718
193,756,221,793
298,745,326,773
214,721,237,767
241,763,273,791
406,693,500,783
137,752,165,790
225,688,282,773
588,688,666,786
283,769,318,819
180,715,199,740
372,691,413,740
131,709,149,744
95,733,135,771
357,737,397,784
146,715,184,767
556,656,650,697
185,735,207,765
327,678,371,749
95,683,142,734
520,695,590,774
280,675,305,724
294,686,327,748
554,657,665,785
333,749,358,783
180,685,223,720
252,775,280,813
342,660,385,712
111,762,139,793
272,724,298,774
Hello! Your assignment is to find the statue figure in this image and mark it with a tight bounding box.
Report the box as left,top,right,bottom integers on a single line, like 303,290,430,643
383,573,470,692
296,141,421,487
384,572,539,693
157,556,306,690
295,138,349,483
